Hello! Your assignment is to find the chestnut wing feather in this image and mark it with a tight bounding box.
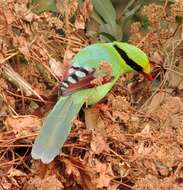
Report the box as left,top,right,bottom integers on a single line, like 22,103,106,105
60,65,96,96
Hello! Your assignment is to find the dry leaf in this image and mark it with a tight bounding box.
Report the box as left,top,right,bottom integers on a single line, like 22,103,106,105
63,48,75,65
91,61,113,85
41,175,64,190
8,168,27,177
75,14,85,30
62,158,84,187
5,115,41,137
63,158,80,177
14,36,31,58
137,141,153,155
14,3,38,22
49,57,63,78
75,0,93,29
1,177,12,190
105,124,127,142
141,124,151,135
112,111,130,123
134,174,161,190
93,161,113,188
3,64,44,101
107,184,119,190
150,51,163,65
90,131,109,154
27,176,64,190
90,76,104,86
57,0,78,18
111,96,130,111
147,92,168,112
99,61,113,77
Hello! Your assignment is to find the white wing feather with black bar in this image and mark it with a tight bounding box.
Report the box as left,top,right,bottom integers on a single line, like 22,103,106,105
60,65,95,96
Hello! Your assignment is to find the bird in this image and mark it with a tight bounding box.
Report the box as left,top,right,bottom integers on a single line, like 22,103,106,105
31,41,152,164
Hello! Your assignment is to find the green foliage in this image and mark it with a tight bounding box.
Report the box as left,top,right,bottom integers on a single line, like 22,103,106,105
92,0,122,42
99,23,122,42
92,0,116,25
133,15,150,31
98,32,117,42
32,0,57,13
91,0,143,42
90,0,170,42
175,15,183,24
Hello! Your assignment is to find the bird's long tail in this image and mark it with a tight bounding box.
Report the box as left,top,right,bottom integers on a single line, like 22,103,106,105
31,95,84,164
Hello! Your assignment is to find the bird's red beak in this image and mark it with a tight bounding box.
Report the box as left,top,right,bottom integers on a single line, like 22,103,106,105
142,72,153,81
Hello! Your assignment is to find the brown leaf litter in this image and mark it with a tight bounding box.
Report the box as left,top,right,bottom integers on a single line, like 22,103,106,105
0,1,183,190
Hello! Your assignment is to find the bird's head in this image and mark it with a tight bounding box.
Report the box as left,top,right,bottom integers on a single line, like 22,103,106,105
113,42,153,81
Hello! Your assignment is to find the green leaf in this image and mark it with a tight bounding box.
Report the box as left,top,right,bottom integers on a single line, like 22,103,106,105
140,16,150,31
91,11,105,25
124,4,141,18
175,15,183,24
98,32,117,42
92,0,116,25
99,23,122,42
119,0,136,19
32,0,57,13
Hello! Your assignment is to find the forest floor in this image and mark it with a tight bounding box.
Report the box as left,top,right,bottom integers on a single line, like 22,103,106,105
0,1,183,190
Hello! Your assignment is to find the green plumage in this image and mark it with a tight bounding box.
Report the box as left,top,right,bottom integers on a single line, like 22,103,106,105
31,42,151,163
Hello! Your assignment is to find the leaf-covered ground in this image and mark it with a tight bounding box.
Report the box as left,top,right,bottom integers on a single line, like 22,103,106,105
0,0,183,189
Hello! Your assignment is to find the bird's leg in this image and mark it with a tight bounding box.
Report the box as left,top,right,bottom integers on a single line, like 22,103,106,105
95,102,108,111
